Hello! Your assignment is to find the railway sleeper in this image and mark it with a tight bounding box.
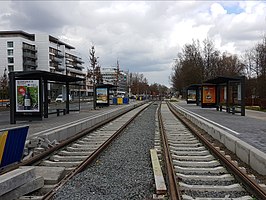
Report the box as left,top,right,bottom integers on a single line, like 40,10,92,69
50,155,88,162
57,150,93,156
173,160,220,167
172,154,215,161
71,142,105,147
170,146,206,151
174,166,228,174
182,194,253,200
168,142,202,147
179,182,245,192
66,146,97,152
77,137,110,143
176,173,235,181
39,160,82,168
171,150,210,156
168,140,199,144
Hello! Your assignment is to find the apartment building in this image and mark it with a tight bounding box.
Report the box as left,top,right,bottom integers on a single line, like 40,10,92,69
101,67,128,95
0,30,90,96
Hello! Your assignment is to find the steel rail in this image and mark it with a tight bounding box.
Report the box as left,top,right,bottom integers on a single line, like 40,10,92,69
42,103,151,200
167,101,266,200
0,103,145,175
158,102,182,200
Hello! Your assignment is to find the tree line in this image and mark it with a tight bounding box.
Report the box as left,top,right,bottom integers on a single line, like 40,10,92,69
170,36,266,106
128,72,168,97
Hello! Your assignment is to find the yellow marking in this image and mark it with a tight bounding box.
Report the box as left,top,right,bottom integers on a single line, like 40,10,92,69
0,131,8,164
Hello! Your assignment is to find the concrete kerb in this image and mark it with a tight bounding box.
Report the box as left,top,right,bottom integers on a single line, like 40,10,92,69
174,105,266,175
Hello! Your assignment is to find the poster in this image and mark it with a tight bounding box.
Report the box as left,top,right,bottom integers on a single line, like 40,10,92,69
96,88,108,104
187,89,196,101
202,86,216,104
16,80,40,112
220,86,227,103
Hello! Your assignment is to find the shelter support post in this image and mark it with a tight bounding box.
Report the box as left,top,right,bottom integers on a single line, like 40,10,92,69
43,79,48,118
241,76,245,116
226,81,229,113
66,82,69,114
9,72,16,124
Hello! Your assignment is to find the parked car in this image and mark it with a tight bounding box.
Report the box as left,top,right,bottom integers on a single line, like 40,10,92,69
55,94,72,103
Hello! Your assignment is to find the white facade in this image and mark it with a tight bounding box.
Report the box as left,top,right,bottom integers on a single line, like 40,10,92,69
0,31,90,96
101,67,128,94
0,31,85,78
0,35,36,73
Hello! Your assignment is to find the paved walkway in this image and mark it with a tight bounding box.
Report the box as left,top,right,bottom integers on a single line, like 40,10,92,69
175,100,266,154
0,104,132,138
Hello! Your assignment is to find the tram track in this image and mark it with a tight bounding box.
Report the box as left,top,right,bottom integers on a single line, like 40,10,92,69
41,103,150,200
1,103,150,200
158,101,266,199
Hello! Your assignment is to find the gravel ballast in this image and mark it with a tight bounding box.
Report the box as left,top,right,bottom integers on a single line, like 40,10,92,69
53,103,157,200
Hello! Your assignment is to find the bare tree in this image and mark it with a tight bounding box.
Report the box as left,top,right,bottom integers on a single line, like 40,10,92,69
0,68,8,104
87,46,98,109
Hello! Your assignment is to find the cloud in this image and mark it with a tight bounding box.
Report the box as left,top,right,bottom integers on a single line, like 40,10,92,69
0,1,265,87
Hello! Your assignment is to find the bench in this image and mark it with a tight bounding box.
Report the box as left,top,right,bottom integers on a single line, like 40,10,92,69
56,109,66,116
216,105,241,115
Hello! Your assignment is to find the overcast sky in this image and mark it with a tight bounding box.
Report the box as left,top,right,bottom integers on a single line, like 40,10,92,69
1,1,265,87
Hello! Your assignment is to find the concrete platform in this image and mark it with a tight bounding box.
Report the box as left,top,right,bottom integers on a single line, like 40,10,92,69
173,101,266,175
1,176,44,200
33,166,65,185
0,101,143,142
0,166,36,196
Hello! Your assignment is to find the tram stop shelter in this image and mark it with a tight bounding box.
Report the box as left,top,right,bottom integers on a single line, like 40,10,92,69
203,76,245,116
9,70,85,124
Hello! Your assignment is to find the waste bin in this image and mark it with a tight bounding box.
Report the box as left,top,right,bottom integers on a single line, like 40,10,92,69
112,97,117,105
117,97,123,105
123,97,129,104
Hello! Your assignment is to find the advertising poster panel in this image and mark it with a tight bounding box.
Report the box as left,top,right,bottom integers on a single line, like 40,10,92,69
15,80,40,112
187,89,196,101
202,86,216,104
220,86,227,103
96,88,108,104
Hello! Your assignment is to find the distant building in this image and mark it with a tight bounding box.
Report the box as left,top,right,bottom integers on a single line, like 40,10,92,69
0,30,90,96
101,67,128,95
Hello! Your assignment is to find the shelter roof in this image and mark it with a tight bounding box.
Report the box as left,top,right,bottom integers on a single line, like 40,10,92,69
187,84,201,89
9,70,85,83
96,83,117,88
204,76,242,84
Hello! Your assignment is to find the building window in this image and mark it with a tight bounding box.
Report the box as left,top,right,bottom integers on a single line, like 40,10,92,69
7,41,13,48
8,57,14,64
8,65,14,72
7,49,13,56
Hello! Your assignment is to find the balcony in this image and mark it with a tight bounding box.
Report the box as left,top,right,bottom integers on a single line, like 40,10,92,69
23,52,37,60
57,65,65,72
74,57,84,63
54,57,62,63
24,60,37,67
22,45,37,52
56,51,64,58
68,67,85,75
75,64,84,70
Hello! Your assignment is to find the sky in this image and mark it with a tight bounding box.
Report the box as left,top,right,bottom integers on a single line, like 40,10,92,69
0,1,266,88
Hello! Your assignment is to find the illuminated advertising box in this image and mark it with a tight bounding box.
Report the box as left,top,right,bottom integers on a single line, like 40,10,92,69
15,80,40,112
96,87,108,104
202,85,216,107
